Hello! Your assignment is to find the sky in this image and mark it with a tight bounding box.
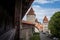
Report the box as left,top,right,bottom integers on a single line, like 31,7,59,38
23,0,60,23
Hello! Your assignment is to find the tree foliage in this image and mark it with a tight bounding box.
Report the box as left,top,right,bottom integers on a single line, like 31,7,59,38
48,11,60,38
30,33,40,40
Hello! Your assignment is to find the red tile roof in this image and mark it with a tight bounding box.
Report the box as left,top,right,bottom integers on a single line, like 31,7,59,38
35,23,43,30
43,16,48,23
22,20,35,25
35,19,38,23
27,8,36,16
22,20,43,30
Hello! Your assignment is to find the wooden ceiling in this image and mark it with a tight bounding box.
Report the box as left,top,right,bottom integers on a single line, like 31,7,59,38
0,0,34,19
22,0,34,19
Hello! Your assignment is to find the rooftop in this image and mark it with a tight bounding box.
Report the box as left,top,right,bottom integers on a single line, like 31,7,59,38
27,8,36,16
43,16,48,23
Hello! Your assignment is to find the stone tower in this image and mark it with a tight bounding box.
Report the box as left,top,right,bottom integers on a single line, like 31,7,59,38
26,8,36,23
43,16,48,33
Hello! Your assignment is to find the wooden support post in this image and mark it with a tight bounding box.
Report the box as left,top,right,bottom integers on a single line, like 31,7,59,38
14,0,22,40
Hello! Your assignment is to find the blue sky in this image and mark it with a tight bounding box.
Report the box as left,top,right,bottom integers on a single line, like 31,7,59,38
23,0,60,23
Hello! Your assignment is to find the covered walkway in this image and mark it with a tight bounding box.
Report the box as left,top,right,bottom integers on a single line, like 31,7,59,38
0,0,34,40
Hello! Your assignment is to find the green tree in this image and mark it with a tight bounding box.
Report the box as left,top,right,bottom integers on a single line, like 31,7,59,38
48,11,60,38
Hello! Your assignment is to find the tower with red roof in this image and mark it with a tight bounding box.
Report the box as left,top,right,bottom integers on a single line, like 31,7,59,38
26,8,36,23
43,16,48,33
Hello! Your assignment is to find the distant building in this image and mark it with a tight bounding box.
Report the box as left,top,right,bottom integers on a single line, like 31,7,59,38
38,24,43,32
35,19,40,32
43,16,49,33
35,19,43,32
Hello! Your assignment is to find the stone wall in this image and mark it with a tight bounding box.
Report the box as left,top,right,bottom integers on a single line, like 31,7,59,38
20,23,34,40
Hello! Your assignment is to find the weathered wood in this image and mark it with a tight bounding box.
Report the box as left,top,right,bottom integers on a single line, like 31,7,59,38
14,0,21,40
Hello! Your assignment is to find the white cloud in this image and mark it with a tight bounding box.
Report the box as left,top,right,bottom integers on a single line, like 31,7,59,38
34,0,60,4
32,5,60,23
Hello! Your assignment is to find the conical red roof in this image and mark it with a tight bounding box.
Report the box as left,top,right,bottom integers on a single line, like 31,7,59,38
35,19,38,22
27,8,36,16
43,16,48,23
